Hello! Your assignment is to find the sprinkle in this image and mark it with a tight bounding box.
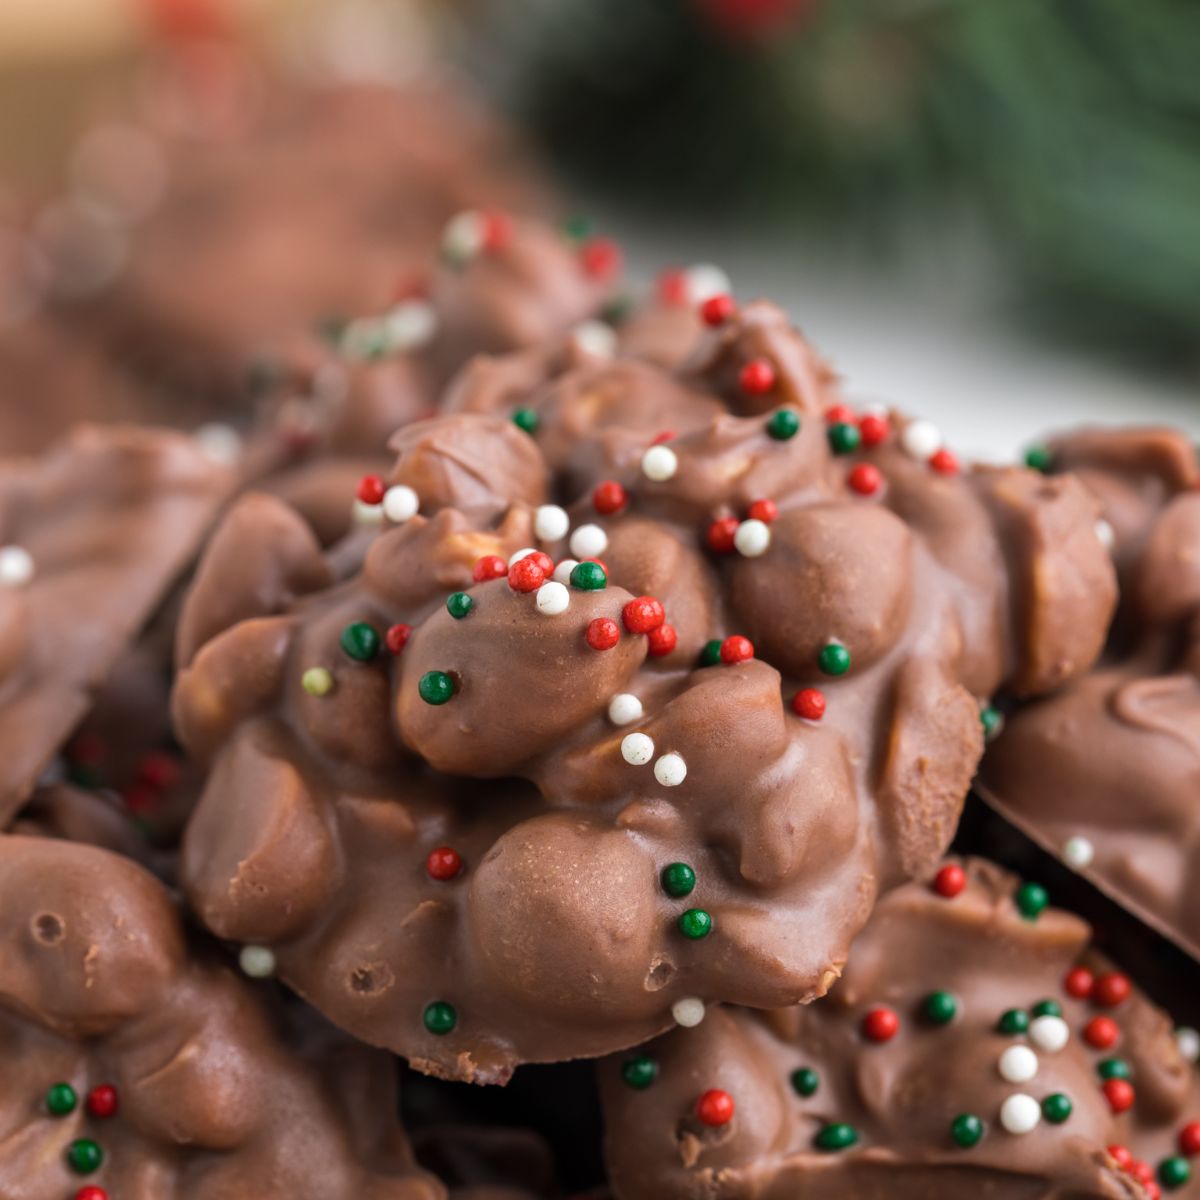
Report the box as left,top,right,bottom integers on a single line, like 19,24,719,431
86,1086,117,1119
1041,1093,1073,1124
535,581,570,615
1103,1078,1135,1113
1029,1015,1070,1053
446,592,474,619
46,1082,78,1116
1177,1121,1200,1156
980,705,1003,740
340,622,381,662
859,413,890,446
1084,1016,1120,1050
1093,971,1131,1008
352,499,384,526
74,1187,107,1200
512,407,539,435
654,753,688,787
706,516,740,554
719,635,754,664
791,1067,819,1097
383,299,437,351
673,997,706,1027
699,639,723,667
998,1045,1038,1083
441,210,486,265
766,408,800,440
951,1113,984,1147
746,498,778,523
572,319,617,358
734,518,771,557
357,474,386,505
621,1056,658,1089
621,732,655,766
418,671,455,706
386,624,413,654
423,1001,457,1035
1098,1058,1131,1081
609,693,644,725
301,665,333,697
473,555,508,582
647,623,678,656
623,596,665,634
1062,835,1094,869
923,991,958,1025
814,1123,859,1151
661,862,696,898
684,263,732,304
932,864,966,898
818,641,851,676
1031,999,1062,1018
1014,881,1048,920
382,485,419,523
508,547,540,566
739,359,776,395
642,444,678,481
508,558,546,593
1176,1028,1200,1063
570,561,607,590
792,688,826,720
901,419,942,460
1095,518,1115,549
700,293,735,326
1025,446,1053,472
828,422,861,455
861,1006,899,1043
1109,1145,1134,1169
677,908,712,938
67,1139,104,1175
553,558,579,584
0,545,34,587
580,236,622,280
999,1093,1041,1135
586,617,621,651
426,847,462,881
929,448,960,475
195,422,242,465
534,504,570,542
593,480,628,514
695,1088,734,1126
848,463,882,495
570,523,609,560
239,945,276,978
1159,1156,1191,1190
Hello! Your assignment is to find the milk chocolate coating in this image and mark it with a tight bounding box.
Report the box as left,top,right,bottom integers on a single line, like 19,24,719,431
173,301,1115,1081
0,836,445,1199
0,424,230,825
982,427,1200,960
599,859,1199,1200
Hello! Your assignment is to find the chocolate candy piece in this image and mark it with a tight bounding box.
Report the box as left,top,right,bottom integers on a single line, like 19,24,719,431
598,858,1200,1200
173,301,1115,1081
982,426,1200,961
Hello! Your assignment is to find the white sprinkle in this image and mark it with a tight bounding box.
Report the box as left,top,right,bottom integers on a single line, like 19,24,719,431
672,997,706,1027
1095,518,1115,550
552,558,579,584
571,319,617,359
901,419,942,460
239,945,276,978
999,1092,1041,1135
621,732,655,766
382,485,419,523
352,498,385,526
734,518,771,558
642,444,678,482
998,1044,1038,1083
508,546,538,567
1062,835,1094,870
1029,1015,1070,1054
1176,1027,1200,1063
569,523,609,560
608,693,644,726
339,316,386,360
535,581,570,615
383,300,437,352
0,545,34,587
194,422,242,466
534,504,570,542
442,210,485,264
684,263,731,305
653,752,687,787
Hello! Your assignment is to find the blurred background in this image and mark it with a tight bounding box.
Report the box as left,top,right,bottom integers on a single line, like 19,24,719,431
0,0,1196,457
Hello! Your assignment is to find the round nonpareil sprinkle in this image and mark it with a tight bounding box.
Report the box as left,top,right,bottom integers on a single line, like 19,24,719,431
848,463,882,495
1014,882,1048,921
1103,1078,1135,1113
819,642,851,676
239,945,276,978
719,635,754,664
815,1123,859,1151
418,671,455,706
951,1113,984,1148
535,581,570,615
622,1056,658,1089
1062,835,1095,869
473,555,508,582
570,561,607,591
932,864,966,898
340,622,380,662
901,419,942,460
999,1093,1041,1135
512,407,539,435
1031,999,1062,1018
86,1086,118,1119
828,422,861,455
654,753,687,787
695,1088,734,1126
46,1082,77,1116
621,732,655,766
446,592,473,619
706,516,740,554
67,1139,104,1174
1084,1016,1120,1050
792,688,826,720
382,485,419,523
570,523,609,560
791,1067,819,1097
386,624,413,654
861,1006,899,1043
766,408,800,440
642,444,678,481
672,997,706,1027
534,504,570,542
647,624,678,656
734,518,771,557
423,1001,457,1035
678,908,712,939
586,617,620,650
593,480,628,514
923,991,958,1025
1029,1015,1070,1053
739,358,776,395
661,862,696,898
508,558,546,593
1063,966,1095,998
426,846,463,881
608,693,643,725
623,596,665,633
301,667,334,697
998,1045,1038,1084
0,545,34,586
1093,971,1131,1008
1042,1093,1073,1124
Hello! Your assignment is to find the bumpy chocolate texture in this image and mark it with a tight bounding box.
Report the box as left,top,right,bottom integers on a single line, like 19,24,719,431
981,427,1200,961
0,424,230,826
172,299,1116,1082
0,835,445,1199
599,859,1200,1200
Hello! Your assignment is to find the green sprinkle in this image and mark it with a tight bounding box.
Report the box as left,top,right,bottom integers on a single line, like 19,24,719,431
512,407,539,435
1041,1093,1072,1124
951,1113,983,1147
301,667,334,697
66,1139,103,1174
45,1082,77,1117
818,642,851,676
980,705,1003,740
678,909,713,940
1015,881,1049,921
423,1001,457,1035
446,592,474,619
790,1067,819,1098
418,671,455,706
997,1008,1029,1035
661,862,696,898
602,294,634,325
1098,1058,1131,1080
340,622,380,662
621,1055,658,1089
923,991,958,1025
699,639,723,667
827,422,861,455
1159,1156,1191,1190
814,1122,858,1152
569,561,607,591
1024,446,1053,472
766,408,801,441
1031,998,1062,1019
562,214,594,242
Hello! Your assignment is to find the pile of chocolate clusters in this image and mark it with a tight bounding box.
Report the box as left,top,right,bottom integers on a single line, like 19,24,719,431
2,52,1198,1200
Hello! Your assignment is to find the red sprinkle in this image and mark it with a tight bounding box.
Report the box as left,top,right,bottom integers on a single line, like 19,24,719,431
861,1006,899,1043
859,413,890,446
1093,971,1131,1008
137,752,179,790
848,463,883,496
1107,1144,1133,1169
525,550,555,575
508,558,546,593
1063,966,1095,1000
646,623,677,657
657,268,688,305
1129,1159,1154,1185
700,293,736,326
932,864,966,898
481,210,513,251
426,846,463,881
74,1189,107,1200
473,555,509,582
356,474,386,505
695,1089,735,1127
1103,1078,1135,1114
746,498,778,523
593,480,628,515
580,237,622,280
824,404,856,425
739,358,776,395
929,448,959,475
651,430,676,445
1178,1120,1200,1156
706,516,740,554
623,596,666,634
792,688,826,721
385,623,413,654
86,1085,118,1119
720,635,754,665
1084,1015,1120,1050
1145,1183,1162,1200
586,618,621,651
122,784,160,815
